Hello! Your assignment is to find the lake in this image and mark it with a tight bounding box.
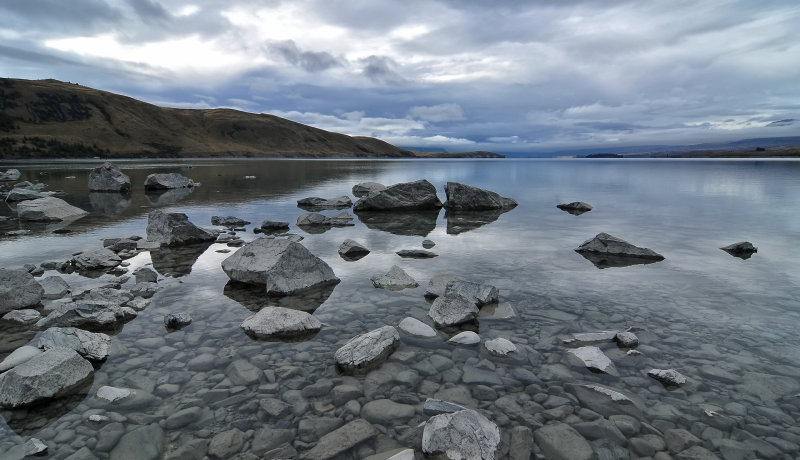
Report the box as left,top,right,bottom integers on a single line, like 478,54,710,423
1,158,799,459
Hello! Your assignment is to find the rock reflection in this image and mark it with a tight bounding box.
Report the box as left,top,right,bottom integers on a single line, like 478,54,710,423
223,281,336,313
355,210,439,237
577,252,663,269
145,187,194,206
445,209,507,235
149,242,212,277
88,192,131,216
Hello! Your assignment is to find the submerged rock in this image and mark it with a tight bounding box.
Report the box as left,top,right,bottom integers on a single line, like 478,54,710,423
17,196,88,222
334,325,400,373
485,337,517,356
575,232,665,265
0,347,94,408
352,182,386,197
565,383,642,418
533,422,594,460
443,182,518,211
567,346,618,375
0,268,44,314
38,327,111,361
648,368,688,387
338,239,370,261
241,307,322,339
423,398,468,416
557,201,593,215
353,179,442,211
143,172,196,190
88,162,131,192
146,210,216,247
422,409,501,459
164,313,193,330
720,241,757,259
371,265,419,290
562,331,618,345
428,292,479,327
301,418,378,460
221,238,340,295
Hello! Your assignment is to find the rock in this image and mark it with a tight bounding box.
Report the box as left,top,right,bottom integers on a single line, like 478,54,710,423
208,428,245,458
259,220,291,231
615,331,639,347
565,383,642,418
533,422,594,460
352,182,386,197
36,300,128,330
301,418,378,460
96,385,134,403
241,307,322,339
567,346,618,375
575,232,665,261
664,429,703,454
0,347,94,408
423,398,468,416
0,168,21,181
221,238,339,295
130,282,159,298
371,265,418,290
17,196,89,222
164,313,192,329
424,274,465,298
334,326,400,373
38,327,111,360
573,418,627,445
557,201,593,215
5,187,48,201
422,239,435,248
443,182,518,211
133,267,158,284
0,268,44,314
104,237,139,252
211,216,250,227
353,179,442,211
362,399,416,425
225,359,261,385
146,210,216,247
648,368,688,387
396,249,437,258
422,409,501,459
329,211,354,226
485,337,517,356
72,248,122,271
165,407,202,430
428,292,479,327
24,438,48,456
297,212,331,227
448,331,481,345
444,280,499,306
297,196,352,209
339,239,370,260
1,308,41,324
144,172,195,190
110,423,164,460
39,275,71,299
0,345,43,372
88,162,131,192
721,241,757,259
562,331,618,345
398,317,437,337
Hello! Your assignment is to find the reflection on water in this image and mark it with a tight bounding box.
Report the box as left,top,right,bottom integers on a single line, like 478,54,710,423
223,281,337,313
444,209,510,235
144,187,194,206
150,242,213,277
355,209,440,236
576,252,665,269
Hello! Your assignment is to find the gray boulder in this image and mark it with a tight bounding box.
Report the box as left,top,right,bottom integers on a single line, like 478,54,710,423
5,187,48,202
352,182,386,197
0,168,21,181
88,163,131,192
647,368,688,387
297,212,331,226
39,275,71,300
38,327,111,361
533,422,594,460
36,300,129,331
241,307,322,339
71,248,122,271
443,182,518,211
143,172,195,190
0,346,43,372
576,232,664,260
211,216,250,227
428,292,479,327
146,210,216,247
424,274,465,298
110,423,164,460
17,197,88,222
557,201,593,215
334,325,400,373
297,196,352,209
2,309,41,324
0,268,44,314
422,409,501,459
338,239,370,260
0,347,94,408
221,238,339,295
445,280,499,306
133,267,158,284
353,179,442,211
371,265,418,290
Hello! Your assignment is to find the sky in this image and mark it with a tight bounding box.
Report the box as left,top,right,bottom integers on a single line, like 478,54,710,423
1,0,799,154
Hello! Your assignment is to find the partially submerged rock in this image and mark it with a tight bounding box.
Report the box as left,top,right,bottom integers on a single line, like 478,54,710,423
444,280,499,306
0,168,21,181
71,248,122,271
371,265,418,290
424,274,465,299
17,197,88,222
334,326,400,373
5,187,48,202
428,292,479,327
88,162,131,192
143,172,196,190
485,337,517,356
353,179,442,211
2,309,41,324
422,409,501,459
164,313,192,330
0,347,94,408
533,422,594,460
565,383,642,418
259,220,290,232
398,317,437,338
297,212,331,227
36,300,131,331
38,327,111,361
448,331,481,345
338,239,370,261
241,307,322,340
443,182,518,211
221,238,340,295
0,268,44,314
352,182,386,197
567,346,618,375
562,331,618,345
146,210,216,247
648,368,688,387
297,196,352,210
96,385,135,403
575,232,664,267
211,216,251,227
557,201,593,215
720,241,757,259
396,249,437,258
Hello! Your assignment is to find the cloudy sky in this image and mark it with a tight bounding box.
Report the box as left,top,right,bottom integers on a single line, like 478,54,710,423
1,0,799,153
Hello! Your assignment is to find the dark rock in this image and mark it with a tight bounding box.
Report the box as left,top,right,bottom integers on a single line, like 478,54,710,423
164,313,192,330
352,182,386,197
423,398,468,416
371,265,418,290
396,249,437,258
575,232,665,268
72,248,122,271
259,220,291,232
422,239,435,248
143,173,196,190
146,210,216,247
88,163,131,192
355,209,439,236
720,241,757,259
133,267,158,284
353,179,442,211
557,201,593,215
5,187,48,201
338,239,370,261
0,268,44,314
443,182,517,211
297,196,352,210
211,216,250,227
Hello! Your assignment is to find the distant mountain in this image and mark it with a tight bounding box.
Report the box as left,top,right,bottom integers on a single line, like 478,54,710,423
0,78,415,159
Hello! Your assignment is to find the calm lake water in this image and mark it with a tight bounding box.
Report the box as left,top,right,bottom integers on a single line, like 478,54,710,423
1,158,799,459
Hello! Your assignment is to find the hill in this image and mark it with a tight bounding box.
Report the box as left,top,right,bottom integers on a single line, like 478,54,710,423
0,78,416,159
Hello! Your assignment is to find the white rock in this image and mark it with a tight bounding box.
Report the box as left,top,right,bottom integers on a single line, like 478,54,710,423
568,346,618,376
0,346,43,372
96,385,134,403
422,409,501,459
485,338,517,356
0,348,94,408
448,331,481,345
398,317,437,338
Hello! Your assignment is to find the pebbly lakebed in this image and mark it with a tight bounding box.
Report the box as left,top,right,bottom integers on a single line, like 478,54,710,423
0,158,799,459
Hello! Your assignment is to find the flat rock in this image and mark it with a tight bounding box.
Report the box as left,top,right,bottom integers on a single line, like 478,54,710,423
297,196,352,209
39,275,71,299
88,162,131,192
5,187,48,201
334,326,400,373
17,196,88,222
443,182,518,211
96,385,135,403
38,327,111,361
485,337,517,356
565,383,642,418
146,210,216,247
301,418,378,460
567,346,618,375
648,368,688,387
352,182,386,197
110,423,164,460
424,274,465,298
428,292,479,327
353,179,442,211
371,265,418,290
361,399,416,425
557,201,593,215
721,241,757,259
423,398,468,416
562,331,619,345
533,422,594,460
72,248,122,271
422,409,501,459
448,331,481,345
222,238,339,295
0,347,94,408
396,249,437,258
144,173,195,190
338,239,370,260
398,317,437,337
0,345,43,372
1,308,41,324
241,306,322,339
211,216,250,227
0,268,44,314
576,232,664,260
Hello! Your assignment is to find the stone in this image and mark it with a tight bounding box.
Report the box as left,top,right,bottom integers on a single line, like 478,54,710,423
422,239,435,249
371,265,418,290
567,346,618,375
297,196,352,209
398,317,437,337
96,385,134,403
88,162,131,192
0,268,44,313
297,212,331,226
72,248,122,271
615,331,639,347
428,292,479,327
144,172,195,190
133,267,158,284
130,282,158,298
36,300,127,330
0,345,43,372
533,422,594,460
146,210,216,247
39,275,71,299
352,182,386,197
648,368,688,387
259,398,292,418
38,327,111,361
424,274,465,298
445,280,499,306
674,446,720,460
24,438,48,456
485,337,517,356
565,384,642,418
562,331,618,345
573,418,627,445
259,220,290,231
443,182,518,211
329,211,355,226
208,428,245,458
225,359,261,385
353,179,443,211
423,398,468,416
396,249,437,258
575,232,665,260
664,429,703,454
362,399,416,425
110,423,164,460
241,307,322,339
339,239,370,260
2,308,41,324
211,216,250,227
301,418,378,460
334,326,400,373
5,187,47,201
0,168,21,181
164,313,192,329
221,238,340,295
17,196,89,222
0,347,94,408
721,241,758,259
557,201,593,214
448,331,481,345
422,409,501,459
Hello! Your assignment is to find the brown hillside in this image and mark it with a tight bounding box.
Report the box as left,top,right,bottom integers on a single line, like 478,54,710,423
0,78,415,158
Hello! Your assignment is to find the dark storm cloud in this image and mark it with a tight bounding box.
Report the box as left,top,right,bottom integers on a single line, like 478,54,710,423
359,56,407,85
267,40,342,73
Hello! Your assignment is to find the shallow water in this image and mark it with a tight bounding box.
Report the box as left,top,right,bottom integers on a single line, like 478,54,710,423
1,158,799,459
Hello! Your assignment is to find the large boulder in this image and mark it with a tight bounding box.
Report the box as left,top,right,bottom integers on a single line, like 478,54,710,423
5,187,48,202
88,162,131,192
334,326,400,373
146,210,216,247
352,182,386,197
38,327,112,361
371,265,418,290
443,182,517,211
16,197,88,222
38,275,71,300
422,409,501,459
36,300,131,331
0,347,94,408
428,292,479,327
241,307,322,339
222,238,339,295
575,233,664,261
143,172,195,190
0,268,44,314
353,179,442,211
0,168,21,181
